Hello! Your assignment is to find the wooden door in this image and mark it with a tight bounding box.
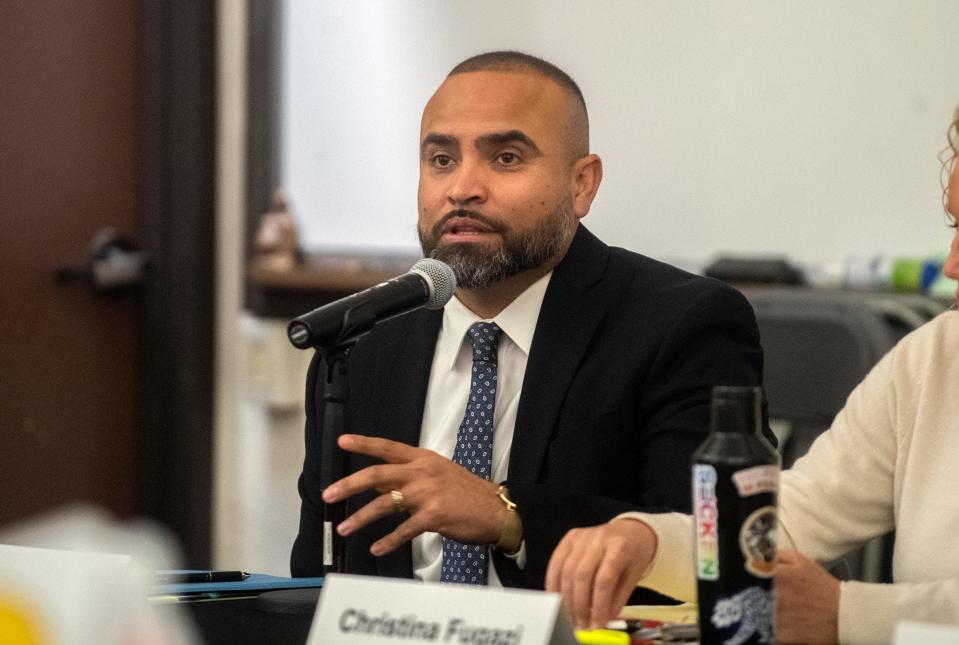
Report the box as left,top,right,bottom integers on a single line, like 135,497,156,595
0,1,140,524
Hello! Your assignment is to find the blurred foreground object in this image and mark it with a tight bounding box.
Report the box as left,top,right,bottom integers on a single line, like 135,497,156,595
253,191,302,273
0,505,198,645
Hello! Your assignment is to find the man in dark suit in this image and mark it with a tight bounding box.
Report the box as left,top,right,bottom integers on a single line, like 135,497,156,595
291,51,767,591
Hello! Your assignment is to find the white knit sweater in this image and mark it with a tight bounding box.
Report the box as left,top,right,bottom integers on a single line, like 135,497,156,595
628,310,959,644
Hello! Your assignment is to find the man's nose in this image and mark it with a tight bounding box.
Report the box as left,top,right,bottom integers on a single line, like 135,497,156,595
447,160,488,206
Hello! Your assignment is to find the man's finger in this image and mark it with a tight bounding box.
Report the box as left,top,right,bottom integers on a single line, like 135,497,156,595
369,514,429,556
323,463,403,503
338,434,422,464
337,492,399,537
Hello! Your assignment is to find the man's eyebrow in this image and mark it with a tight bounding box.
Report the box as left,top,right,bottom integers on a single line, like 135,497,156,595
476,130,541,153
421,133,457,149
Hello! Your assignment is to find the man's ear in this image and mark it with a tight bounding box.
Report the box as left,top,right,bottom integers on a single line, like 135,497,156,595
570,154,603,219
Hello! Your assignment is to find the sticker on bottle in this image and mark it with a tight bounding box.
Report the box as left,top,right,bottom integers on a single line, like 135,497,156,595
739,506,777,578
732,465,779,497
693,464,719,580
711,585,774,644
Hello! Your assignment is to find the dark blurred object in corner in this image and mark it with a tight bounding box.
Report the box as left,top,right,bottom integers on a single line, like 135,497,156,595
704,256,806,285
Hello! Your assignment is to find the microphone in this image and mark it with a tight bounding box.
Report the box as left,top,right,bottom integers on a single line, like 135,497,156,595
287,258,456,349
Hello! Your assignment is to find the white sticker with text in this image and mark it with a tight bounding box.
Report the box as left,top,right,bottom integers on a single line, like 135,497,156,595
732,465,779,497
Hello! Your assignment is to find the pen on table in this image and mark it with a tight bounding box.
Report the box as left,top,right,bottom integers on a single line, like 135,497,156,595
154,570,250,584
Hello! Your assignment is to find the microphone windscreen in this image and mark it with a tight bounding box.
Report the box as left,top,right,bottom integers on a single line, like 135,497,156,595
411,259,456,309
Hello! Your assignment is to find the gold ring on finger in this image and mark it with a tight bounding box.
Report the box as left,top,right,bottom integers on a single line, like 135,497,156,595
390,489,407,514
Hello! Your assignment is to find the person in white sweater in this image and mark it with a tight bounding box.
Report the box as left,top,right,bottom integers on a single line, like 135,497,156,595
546,104,959,644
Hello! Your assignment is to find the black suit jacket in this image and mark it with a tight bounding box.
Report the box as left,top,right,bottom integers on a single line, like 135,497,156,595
291,226,769,592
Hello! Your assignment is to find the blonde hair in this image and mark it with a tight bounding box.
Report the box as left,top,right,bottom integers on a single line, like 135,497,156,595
942,104,959,225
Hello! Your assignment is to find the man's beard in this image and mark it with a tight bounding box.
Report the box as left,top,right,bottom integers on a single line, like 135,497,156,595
418,202,576,290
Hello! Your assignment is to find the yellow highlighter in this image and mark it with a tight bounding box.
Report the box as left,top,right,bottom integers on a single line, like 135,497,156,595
574,629,630,645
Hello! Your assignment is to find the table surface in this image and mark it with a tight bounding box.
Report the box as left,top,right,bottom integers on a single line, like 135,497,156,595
160,594,697,645
166,596,314,645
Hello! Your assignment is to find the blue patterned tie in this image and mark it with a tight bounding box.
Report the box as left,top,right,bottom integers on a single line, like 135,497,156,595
441,322,503,584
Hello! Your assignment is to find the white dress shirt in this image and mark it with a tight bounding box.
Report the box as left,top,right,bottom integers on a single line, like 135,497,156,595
412,271,552,585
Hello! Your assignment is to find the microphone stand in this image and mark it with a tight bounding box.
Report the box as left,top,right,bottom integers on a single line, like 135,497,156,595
309,304,379,575
288,259,454,577
315,340,353,575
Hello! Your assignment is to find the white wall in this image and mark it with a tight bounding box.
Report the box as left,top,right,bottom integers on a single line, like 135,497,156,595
282,1,959,265
213,0,247,568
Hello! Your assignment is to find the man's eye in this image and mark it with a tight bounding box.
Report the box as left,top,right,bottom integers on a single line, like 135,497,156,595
497,152,518,165
432,154,454,168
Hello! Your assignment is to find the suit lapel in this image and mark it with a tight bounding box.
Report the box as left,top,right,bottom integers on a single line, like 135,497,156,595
363,308,440,578
367,308,441,446
508,226,611,483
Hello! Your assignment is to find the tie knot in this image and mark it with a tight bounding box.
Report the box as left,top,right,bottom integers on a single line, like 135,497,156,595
467,322,502,364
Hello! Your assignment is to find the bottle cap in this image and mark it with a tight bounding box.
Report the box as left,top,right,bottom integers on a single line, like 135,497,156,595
919,259,943,292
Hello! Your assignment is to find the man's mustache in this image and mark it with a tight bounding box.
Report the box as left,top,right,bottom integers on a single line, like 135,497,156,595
430,210,508,239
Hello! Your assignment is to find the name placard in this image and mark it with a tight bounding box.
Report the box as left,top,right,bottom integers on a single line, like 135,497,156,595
308,573,578,645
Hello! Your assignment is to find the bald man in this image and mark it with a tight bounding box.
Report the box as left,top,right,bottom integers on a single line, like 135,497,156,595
291,51,769,594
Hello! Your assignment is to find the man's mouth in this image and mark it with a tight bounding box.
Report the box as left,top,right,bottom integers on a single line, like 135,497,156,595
443,217,495,235
434,211,504,241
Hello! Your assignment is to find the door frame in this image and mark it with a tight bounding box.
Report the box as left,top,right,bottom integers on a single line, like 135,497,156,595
137,0,217,567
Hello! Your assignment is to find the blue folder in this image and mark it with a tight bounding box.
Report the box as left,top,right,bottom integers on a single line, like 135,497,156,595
151,571,324,599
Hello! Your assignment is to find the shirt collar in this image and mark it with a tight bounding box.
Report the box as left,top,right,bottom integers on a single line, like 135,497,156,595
437,270,553,372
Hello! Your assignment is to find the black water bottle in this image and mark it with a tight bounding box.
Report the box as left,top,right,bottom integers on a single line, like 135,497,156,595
692,386,779,644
